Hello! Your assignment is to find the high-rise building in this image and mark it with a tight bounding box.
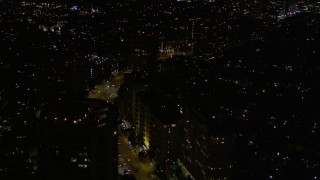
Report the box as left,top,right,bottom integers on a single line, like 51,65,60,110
134,91,181,164
35,98,118,180
118,71,150,125
179,98,242,180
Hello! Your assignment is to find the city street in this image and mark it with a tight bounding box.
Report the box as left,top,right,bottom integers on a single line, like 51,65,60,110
88,74,124,103
118,131,155,179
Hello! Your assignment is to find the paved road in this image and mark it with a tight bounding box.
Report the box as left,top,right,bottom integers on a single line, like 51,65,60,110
118,131,155,179
88,74,123,103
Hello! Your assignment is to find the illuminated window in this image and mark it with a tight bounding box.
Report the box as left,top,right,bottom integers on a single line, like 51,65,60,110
71,158,77,163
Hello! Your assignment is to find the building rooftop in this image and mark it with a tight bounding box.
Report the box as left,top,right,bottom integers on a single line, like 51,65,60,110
137,91,180,125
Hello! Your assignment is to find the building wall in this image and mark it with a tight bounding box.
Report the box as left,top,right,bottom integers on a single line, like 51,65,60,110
180,106,235,180
133,92,181,164
149,116,180,163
